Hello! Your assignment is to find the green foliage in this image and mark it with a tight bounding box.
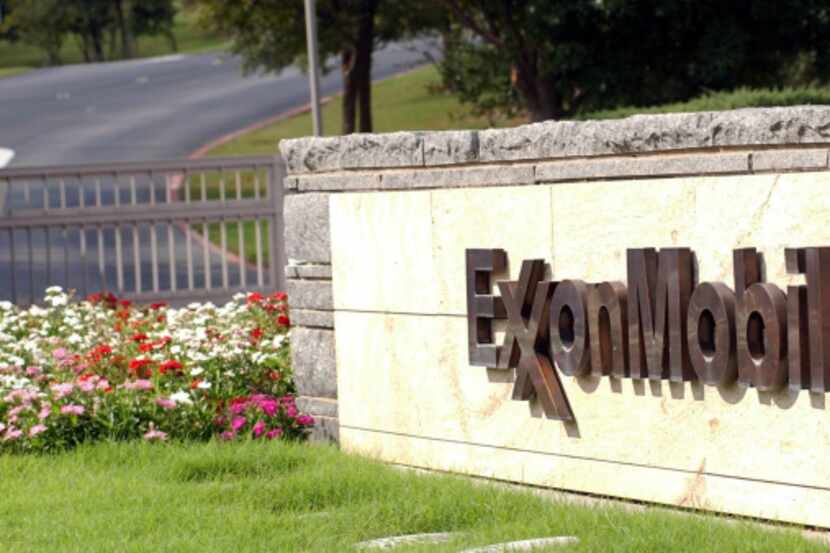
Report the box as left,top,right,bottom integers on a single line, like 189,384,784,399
585,86,830,120
0,440,825,552
438,0,830,122
0,0,179,65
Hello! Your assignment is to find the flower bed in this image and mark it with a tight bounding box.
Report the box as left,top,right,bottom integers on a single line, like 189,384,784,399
0,288,312,453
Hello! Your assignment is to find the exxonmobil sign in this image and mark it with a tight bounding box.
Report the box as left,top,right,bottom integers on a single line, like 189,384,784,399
466,247,830,423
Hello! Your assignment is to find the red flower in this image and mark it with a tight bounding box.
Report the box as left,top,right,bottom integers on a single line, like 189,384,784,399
120,300,131,308
86,292,102,303
190,379,203,390
150,302,167,310
247,292,264,304
131,333,148,343
250,328,264,342
158,360,183,375
128,358,153,376
157,315,166,323
271,292,287,302
277,315,290,327
139,343,153,353
269,371,281,381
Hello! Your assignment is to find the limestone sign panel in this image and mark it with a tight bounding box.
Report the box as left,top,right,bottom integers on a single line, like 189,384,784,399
330,173,830,528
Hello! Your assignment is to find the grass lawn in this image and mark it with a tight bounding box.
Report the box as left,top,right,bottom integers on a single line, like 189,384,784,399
0,440,823,552
0,5,225,79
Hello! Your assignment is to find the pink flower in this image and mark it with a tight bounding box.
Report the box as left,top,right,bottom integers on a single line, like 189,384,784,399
252,420,266,438
78,380,96,393
29,424,47,437
286,405,298,418
60,404,85,416
50,382,74,399
156,398,176,410
296,415,315,426
123,379,153,391
266,428,283,440
143,425,168,442
3,427,23,441
25,366,42,376
259,399,278,417
220,431,236,440
52,348,68,360
231,416,247,432
38,405,51,420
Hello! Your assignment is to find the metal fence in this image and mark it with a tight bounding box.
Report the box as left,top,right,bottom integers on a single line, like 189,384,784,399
0,156,286,306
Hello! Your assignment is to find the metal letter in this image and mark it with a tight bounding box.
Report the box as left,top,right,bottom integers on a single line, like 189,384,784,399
587,281,629,377
465,249,506,367
733,248,763,387
498,263,574,422
687,282,737,386
550,279,591,377
627,248,694,381
743,283,788,391
786,247,830,392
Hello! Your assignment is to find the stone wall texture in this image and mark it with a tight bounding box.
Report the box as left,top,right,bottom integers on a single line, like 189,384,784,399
279,107,830,524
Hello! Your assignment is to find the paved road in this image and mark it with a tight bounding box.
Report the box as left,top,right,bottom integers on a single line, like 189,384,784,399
0,42,435,303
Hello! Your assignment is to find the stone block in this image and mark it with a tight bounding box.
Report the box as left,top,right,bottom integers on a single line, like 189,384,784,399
297,173,381,192
430,185,553,315
287,279,333,310
335,308,830,527
284,193,330,263
423,130,479,166
752,149,828,172
382,165,534,190
535,152,749,182
290,309,334,329
309,415,339,443
280,132,423,174
297,396,339,418
330,190,438,313
478,106,830,163
291,327,337,399
284,264,332,280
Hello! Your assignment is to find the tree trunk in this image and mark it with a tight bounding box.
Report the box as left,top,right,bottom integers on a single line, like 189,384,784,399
512,62,561,122
341,48,358,135
114,0,133,59
90,24,105,62
354,0,377,133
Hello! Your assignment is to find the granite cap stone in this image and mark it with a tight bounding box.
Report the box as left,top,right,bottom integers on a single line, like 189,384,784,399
280,106,830,174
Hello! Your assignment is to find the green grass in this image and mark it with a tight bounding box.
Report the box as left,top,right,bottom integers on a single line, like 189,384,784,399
583,86,830,120
0,440,823,552
0,5,226,78
206,64,516,158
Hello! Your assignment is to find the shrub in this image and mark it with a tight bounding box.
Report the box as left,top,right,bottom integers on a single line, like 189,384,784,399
0,288,312,453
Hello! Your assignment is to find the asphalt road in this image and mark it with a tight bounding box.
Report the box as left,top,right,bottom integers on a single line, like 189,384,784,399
0,42,431,167
0,42,434,303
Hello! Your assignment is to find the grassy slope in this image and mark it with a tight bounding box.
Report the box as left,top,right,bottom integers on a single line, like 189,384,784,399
206,65,515,157
0,6,225,77
0,440,823,553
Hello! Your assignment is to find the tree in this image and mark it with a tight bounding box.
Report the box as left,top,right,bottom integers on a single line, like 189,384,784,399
190,0,441,134
438,0,830,123
1,0,69,65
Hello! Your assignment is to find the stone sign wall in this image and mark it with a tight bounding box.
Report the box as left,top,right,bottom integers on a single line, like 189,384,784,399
280,107,830,526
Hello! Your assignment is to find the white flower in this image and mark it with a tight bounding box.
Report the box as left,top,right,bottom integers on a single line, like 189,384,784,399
189,366,204,376
67,334,82,345
45,295,67,307
196,381,211,390
170,391,193,405
0,302,12,311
